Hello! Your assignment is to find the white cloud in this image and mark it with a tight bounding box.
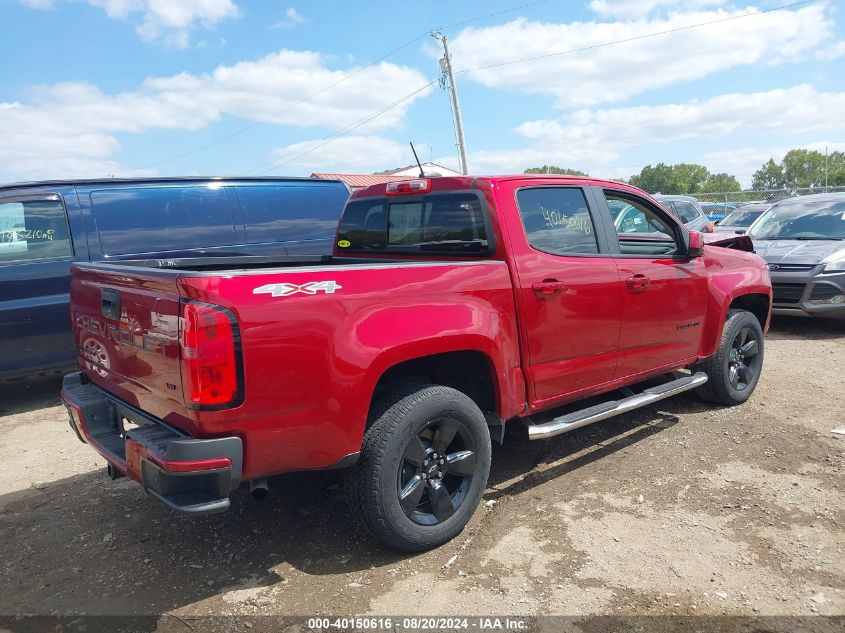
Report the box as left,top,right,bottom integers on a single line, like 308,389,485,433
816,40,845,61
265,136,431,173
0,52,432,180
20,0,239,47
271,7,305,29
465,85,845,180
589,0,725,18
447,4,835,107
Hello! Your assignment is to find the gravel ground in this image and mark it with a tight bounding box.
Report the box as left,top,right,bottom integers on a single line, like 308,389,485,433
0,316,842,631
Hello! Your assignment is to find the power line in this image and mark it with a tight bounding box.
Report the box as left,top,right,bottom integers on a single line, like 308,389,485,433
139,0,550,171
245,80,438,176
454,0,818,74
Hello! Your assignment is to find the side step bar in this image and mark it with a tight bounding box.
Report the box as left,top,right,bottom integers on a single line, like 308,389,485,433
527,372,708,441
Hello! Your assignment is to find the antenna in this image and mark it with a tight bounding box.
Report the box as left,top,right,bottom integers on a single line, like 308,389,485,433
410,142,425,178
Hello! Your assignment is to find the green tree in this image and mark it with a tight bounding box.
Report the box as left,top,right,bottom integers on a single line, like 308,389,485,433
751,159,785,190
702,172,741,193
629,163,678,193
751,149,845,190
524,165,587,175
781,149,827,188
671,163,710,194
629,162,714,194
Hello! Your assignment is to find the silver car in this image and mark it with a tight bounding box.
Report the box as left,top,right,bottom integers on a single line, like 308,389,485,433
747,193,845,318
654,195,713,233
715,202,771,234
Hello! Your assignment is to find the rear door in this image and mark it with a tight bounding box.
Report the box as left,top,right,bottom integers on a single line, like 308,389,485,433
597,188,708,378
0,192,79,377
500,182,623,408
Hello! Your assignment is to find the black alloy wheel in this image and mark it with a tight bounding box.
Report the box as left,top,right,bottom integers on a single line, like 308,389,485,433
727,325,760,391
398,417,477,526
695,308,765,405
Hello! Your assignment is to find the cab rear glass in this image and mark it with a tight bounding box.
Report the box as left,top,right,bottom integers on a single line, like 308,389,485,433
336,192,490,255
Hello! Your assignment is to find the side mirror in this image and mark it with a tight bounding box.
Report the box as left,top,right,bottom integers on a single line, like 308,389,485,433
687,230,705,257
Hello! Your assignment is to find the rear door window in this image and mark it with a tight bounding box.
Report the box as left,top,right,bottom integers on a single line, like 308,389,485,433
337,193,488,255
237,183,348,244
515,187,599,255
90,186,237,256
0,198,72,263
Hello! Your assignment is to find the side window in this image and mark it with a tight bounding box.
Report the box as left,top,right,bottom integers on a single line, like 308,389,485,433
605,191,680,256
237,184,348,244
90,186,237,256
673,201,701,224
0,198,72,263
515,187,599,255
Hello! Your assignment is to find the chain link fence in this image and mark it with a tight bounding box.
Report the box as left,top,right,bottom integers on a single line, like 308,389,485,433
695,186,845,213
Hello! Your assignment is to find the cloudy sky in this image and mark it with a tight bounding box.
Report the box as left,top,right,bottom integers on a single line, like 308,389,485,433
2,0,843,186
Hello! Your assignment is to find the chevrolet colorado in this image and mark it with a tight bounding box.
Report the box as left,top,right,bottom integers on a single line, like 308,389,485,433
61,175,772,551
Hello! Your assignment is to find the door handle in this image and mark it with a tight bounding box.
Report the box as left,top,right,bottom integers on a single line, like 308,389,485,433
532,279,565,295
101,289,121,319
625,274,649,292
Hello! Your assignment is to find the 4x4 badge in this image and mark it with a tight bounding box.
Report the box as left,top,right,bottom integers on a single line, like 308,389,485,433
253,281,342,298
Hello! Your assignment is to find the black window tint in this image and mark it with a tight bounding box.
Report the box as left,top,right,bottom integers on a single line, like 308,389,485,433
337,193,487,254
337,200,387,249
90,186,236,256
238,183,348,244
0,199,72,263
515,187,598,255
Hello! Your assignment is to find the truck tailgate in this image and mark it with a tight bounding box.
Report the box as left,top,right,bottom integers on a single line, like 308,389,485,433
70,265,189,428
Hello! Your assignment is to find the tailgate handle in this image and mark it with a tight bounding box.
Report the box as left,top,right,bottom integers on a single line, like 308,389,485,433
101,289,121,320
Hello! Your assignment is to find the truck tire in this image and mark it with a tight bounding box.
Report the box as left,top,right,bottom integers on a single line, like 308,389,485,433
346,383,492,551
695,309,764,406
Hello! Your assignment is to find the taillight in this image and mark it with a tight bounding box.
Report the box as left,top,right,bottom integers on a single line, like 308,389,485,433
385,179,430,195
180,301,242,409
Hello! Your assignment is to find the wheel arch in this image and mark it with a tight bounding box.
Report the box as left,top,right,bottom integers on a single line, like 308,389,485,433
368,347,502,426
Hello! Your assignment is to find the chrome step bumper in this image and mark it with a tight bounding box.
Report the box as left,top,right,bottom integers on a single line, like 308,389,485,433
527,372,708,441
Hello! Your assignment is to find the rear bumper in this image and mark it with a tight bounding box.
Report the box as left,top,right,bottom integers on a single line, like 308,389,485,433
61,372,242,515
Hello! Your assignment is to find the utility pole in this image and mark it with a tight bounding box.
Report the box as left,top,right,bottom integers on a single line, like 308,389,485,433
432,31,468,175
825,146,829,191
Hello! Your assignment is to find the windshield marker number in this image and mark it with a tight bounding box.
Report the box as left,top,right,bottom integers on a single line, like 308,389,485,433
253,281,342,298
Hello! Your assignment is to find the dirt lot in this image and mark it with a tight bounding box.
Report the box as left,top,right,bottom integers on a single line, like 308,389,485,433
0,316,843,630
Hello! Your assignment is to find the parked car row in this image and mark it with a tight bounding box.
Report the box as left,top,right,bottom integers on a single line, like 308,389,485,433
0,177,350,380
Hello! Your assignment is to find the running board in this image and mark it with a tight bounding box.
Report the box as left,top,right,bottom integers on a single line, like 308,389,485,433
527,372,708,441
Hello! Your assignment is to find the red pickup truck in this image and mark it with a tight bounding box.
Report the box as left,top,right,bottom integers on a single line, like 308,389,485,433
61,175,771,551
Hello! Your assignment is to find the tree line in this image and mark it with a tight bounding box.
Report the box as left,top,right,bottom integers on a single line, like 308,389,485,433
524,149,845,194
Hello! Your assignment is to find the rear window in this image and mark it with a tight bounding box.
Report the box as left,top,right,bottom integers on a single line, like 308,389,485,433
336,193,489,255
90,186,237,256
237,183,348,244
670,201,701,224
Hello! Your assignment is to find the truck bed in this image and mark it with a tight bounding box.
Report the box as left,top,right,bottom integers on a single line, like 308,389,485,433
68,254,521,479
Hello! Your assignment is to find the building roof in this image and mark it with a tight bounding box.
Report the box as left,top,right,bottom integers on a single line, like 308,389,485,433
375,162,458,176
310,173,409,188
